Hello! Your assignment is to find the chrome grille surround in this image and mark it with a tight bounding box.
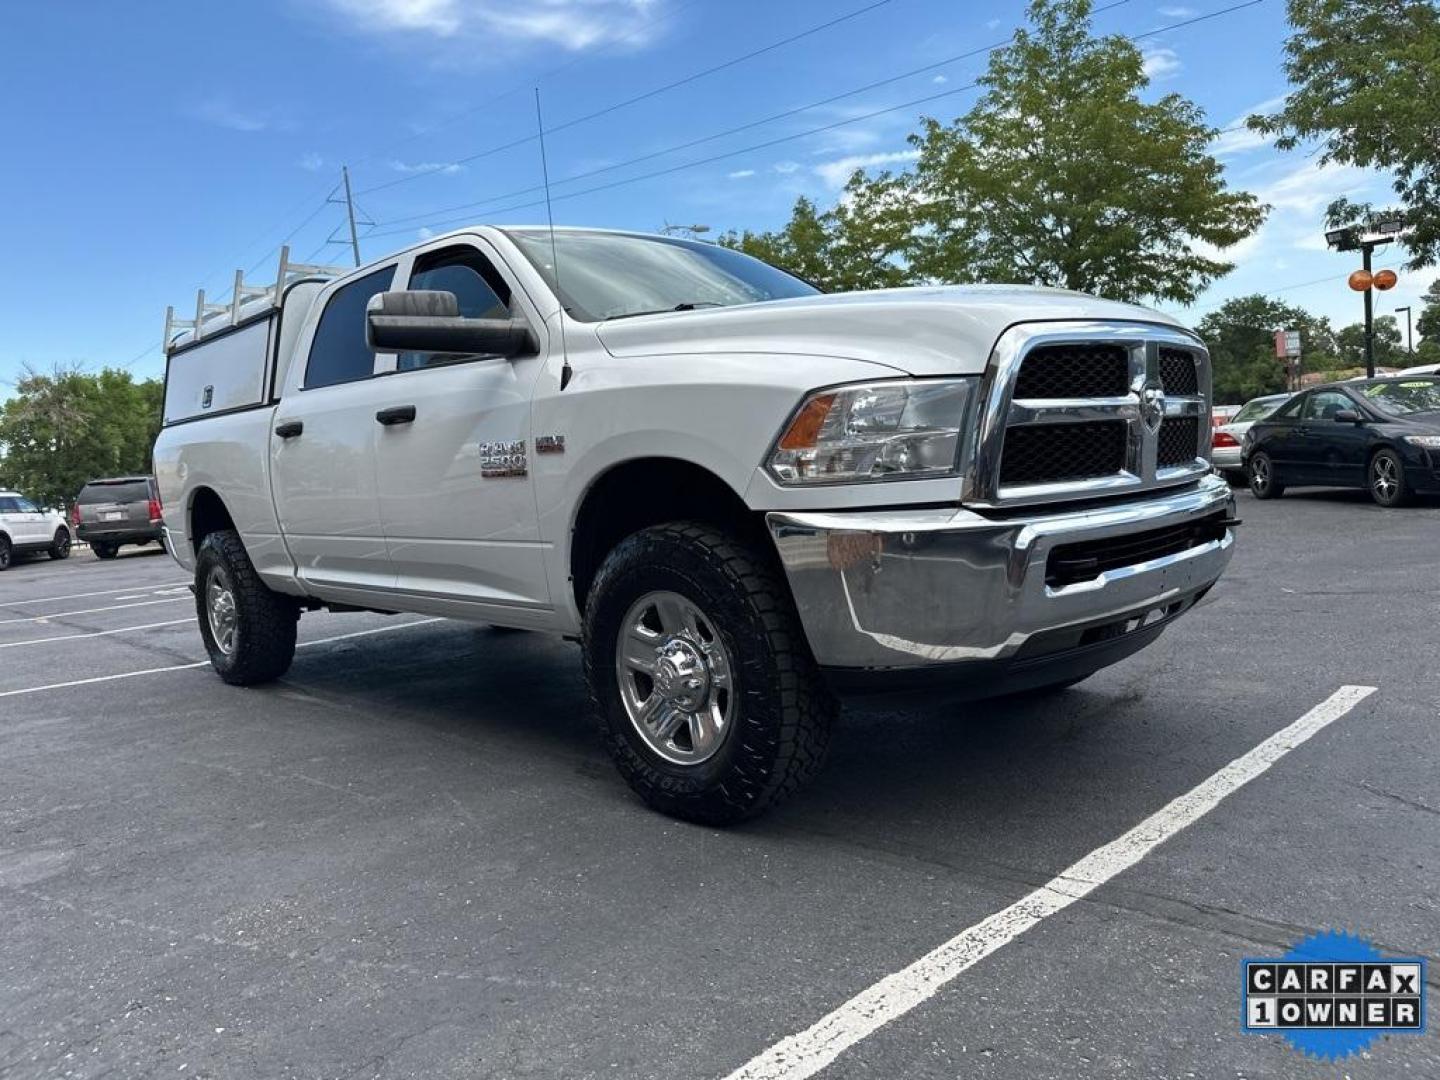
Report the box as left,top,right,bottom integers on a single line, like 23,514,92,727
965,321,1211,508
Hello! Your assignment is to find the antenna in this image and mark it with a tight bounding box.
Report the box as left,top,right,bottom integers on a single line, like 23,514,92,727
535,88,573,391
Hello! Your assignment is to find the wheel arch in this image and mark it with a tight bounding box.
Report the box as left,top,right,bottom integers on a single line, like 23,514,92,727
188,486,237,555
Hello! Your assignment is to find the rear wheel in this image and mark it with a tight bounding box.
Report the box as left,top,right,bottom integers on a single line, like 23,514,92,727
195,529,299,685
0,536,10,571
583,522,836,825
49,528,72,560
1369,448,1410,507
93,542,120,560
1248,452,1284,499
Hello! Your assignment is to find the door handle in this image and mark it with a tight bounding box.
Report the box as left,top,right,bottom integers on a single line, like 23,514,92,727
376,405,417,426
274,420,304,439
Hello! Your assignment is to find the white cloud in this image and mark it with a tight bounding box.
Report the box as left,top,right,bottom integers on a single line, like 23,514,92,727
1158,5,1197,16
1253,159,1373,215
727,169,756,179
1210,95,1287,157
932,74,948,85
190,98,271,132
985,17,1002,28
298,151,326,172
814,149,920,188
1142,47,1182,81
772,161,801,175
317,0,669,51
418,227,435,239
389,159,465,175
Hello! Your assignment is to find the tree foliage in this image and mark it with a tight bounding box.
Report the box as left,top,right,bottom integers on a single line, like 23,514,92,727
724,0,1265,304
0,367,162,508
1250,0,1440,269
1196,295,1339,403
1335,316,1405,369
1416,278,1440,343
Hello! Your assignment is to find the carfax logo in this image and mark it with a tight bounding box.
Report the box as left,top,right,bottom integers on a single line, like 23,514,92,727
1242,930,1427,1061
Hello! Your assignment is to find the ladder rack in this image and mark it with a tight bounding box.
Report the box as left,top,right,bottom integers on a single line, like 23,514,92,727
163,245,352,355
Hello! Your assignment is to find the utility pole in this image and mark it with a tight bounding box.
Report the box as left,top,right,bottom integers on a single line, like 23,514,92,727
1361,244,1375,377
342,165,361,268
1395,306,1413,355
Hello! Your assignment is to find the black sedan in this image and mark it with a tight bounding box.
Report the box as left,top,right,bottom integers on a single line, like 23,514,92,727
1242,376,1440,507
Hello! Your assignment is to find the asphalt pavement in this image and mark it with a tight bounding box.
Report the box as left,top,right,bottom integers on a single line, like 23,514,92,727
0,491,1437,1079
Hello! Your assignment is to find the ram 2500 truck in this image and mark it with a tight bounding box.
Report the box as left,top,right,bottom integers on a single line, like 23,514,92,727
153,227,1236,823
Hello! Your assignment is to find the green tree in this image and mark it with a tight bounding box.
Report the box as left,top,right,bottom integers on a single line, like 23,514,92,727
1335,316,1405,369
1416,278,1440,343
1194,295,1338,403
0,366,162,508
1250,0,1440,270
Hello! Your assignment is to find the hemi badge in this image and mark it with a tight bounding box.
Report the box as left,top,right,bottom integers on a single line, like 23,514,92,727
535,434,566,454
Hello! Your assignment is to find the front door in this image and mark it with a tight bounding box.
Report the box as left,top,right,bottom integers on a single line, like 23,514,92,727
1295,389,1366,486
269,263,399,597
371,238,552,616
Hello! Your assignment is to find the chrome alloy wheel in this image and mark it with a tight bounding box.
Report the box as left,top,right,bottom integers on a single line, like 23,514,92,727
615,590,735,765
1372,453,1398,501
206,566,239,656
1251,454,1270,492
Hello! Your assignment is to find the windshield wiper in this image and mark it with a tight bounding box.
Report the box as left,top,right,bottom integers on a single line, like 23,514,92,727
604,301,726,321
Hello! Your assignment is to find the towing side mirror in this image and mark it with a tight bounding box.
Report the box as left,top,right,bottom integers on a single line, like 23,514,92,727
365,290,534,357
1333,409,1362,424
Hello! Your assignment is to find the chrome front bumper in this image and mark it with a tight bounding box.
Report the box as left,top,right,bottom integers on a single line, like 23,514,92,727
766,474,1235,675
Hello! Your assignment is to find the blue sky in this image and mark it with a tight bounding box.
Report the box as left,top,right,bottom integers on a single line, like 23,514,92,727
0,0,1428,389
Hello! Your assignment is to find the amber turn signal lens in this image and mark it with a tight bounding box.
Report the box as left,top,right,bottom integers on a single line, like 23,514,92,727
777,393,837,450
1373,269,1398,291
1348,270,1373,291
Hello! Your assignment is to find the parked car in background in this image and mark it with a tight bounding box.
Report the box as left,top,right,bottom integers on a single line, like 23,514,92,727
1211,393,1291,482
1243,376,1440,507
0,490,72,570
1398,361,1440,376
1211,404,1242,428
73,476,164,559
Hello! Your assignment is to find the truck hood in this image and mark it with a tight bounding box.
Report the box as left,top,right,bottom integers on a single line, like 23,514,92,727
594,285,1191,376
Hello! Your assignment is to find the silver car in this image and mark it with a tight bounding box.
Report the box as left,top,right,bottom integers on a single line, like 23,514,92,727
1212,393,1291,480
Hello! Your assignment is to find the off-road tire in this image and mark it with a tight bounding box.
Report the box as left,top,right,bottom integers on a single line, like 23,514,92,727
1247,452,1284,499
49,528,72,560
0,535,11,571
583,522,836,825
194,529,299,686
1368,448,1410,508
93,542,120,560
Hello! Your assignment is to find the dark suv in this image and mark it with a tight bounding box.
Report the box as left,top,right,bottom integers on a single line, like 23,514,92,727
73,476,164,558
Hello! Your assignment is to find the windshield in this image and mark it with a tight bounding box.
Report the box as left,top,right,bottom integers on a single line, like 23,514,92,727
1360,378,1440,416
505,229,819,322
1233,396,1288,423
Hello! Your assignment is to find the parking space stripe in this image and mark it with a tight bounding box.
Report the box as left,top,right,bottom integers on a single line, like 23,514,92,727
0,597,189,625
0,618,444,699
723,685,1379,1080
0,582,187,607
0,619,194,650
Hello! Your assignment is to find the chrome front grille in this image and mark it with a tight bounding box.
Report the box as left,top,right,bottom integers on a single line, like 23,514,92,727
967,321,1211,507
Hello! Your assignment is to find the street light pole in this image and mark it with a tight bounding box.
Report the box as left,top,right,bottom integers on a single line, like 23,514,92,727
1395,306,1413,354
1361,244,1375,377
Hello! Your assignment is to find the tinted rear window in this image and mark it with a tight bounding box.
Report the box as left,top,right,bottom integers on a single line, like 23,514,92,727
79,481,150,504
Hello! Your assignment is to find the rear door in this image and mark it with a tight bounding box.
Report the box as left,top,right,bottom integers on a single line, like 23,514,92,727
269,264,399,597
371,237,552,614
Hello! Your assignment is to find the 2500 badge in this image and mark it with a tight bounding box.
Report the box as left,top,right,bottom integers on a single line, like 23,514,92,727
479,440,527,478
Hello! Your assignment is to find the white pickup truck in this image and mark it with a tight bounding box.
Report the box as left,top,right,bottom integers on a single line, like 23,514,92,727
153,226,1236,822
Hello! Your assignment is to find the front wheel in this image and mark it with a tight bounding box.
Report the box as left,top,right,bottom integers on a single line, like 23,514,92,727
1248,452,1284,499
49,528,72,560
1369,448,1410,507
0,536,10,571
194,529,299,685
583,522,836,825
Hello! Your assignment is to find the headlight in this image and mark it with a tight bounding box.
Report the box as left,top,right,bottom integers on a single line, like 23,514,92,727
768,378,975,484
1402,434,1440,449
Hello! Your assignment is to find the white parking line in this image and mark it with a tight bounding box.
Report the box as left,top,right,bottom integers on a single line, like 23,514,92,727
0,582,187,607
724,685,1379,1080
0,619,194,650
0,618,444,699
0,597,188,625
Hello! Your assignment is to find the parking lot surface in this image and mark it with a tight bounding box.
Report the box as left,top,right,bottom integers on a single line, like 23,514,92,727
2,493,1437,1079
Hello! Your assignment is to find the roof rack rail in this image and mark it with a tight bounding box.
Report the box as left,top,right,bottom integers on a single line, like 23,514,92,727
163,245,352,355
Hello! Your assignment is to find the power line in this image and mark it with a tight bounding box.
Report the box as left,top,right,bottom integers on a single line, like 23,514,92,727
367,0,1266,239
354,0,900,196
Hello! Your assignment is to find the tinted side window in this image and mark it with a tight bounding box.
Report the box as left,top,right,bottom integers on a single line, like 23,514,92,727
0,497,18,512
400,249,512,372
15,498,38,512
1272,395,1306,420
1304,391,1351,421
305,266,396,389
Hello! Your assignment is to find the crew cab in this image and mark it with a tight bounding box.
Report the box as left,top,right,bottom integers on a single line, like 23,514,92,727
153,227,1236,823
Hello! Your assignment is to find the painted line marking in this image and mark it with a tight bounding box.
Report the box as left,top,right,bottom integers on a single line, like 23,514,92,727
0,597,188,626
0,619,193,650
0,582,188,607
0,618,444,699
723,685,1379,1080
